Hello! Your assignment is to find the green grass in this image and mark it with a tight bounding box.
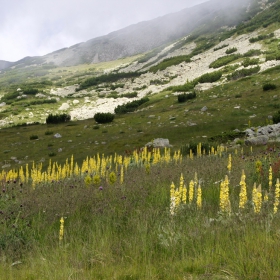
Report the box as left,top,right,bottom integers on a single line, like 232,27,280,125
1,143,280,279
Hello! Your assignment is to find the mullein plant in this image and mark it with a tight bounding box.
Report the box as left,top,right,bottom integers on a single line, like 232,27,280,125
252,183,262,214
197,183,202,209
269,165,273,192
219,175,231,214
189,180,194,203
59,217,64,244
170,182,176,215
273,178,280,214
239,170,247,210
227,154,232,174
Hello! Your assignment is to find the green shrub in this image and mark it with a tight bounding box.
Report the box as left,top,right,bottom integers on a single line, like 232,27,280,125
263,83,277,91
243,49,262,57
45,130,54,135
30,135,39,140
110,83,125,90
249,33,274,43
121,92,138,98
213,44,229,51
273,110,280,124
196,71,223,83
46,113,71,124
23,88,39,95
242,58,259,67
209,54,241,68
177,92,196,103
77,72,142,91
225,47,238,54
227,66,260,80
94,112,115,123
166,81,198,93
114,97,149,114
149,55,191,73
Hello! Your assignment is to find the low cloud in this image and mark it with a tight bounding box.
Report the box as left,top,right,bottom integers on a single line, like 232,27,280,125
0,0,207,61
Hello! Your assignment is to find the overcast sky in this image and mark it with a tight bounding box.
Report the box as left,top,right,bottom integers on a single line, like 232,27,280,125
0,0,208,62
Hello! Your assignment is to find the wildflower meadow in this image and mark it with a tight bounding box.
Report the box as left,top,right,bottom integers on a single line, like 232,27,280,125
1,144,280,279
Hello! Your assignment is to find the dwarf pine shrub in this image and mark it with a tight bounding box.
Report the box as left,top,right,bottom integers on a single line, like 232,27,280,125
263,83,277,91
94,112,115,123
46,113,71,124
177,92,196,103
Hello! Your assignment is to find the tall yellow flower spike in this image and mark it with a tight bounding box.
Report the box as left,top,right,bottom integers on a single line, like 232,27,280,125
239,170,247,209
197,184,202,209
269,165,273,191
189,180,194,203
220,175,231,214
227,154,232,173
59,217,64,242
274,178,280,214
252,183,262,213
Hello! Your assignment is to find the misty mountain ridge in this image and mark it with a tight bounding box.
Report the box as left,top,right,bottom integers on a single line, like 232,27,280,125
1,0,270,69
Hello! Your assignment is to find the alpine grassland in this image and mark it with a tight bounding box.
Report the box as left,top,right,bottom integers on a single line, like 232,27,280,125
1,145,280,279
0,1,280,278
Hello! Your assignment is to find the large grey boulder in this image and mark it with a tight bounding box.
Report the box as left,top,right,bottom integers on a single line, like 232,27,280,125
245,135,269,146
145,138,171,148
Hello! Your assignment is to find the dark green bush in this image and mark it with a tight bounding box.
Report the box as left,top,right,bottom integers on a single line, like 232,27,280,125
30,135,39,140
121,92,138,98
225,47,238,54
94,112,115,123
213,44,229,51
149,55,191,73
177,92,196,103
115,97,149,114
166,81,198,93
273,110,280,124
196,71,223,83
209,54,241,68
23,88,39,95
249,33,274,43
227,66,260,80
242,58,259,67
46,113,71,124
243,49,262,57
77,72,142,91
263,83,277,91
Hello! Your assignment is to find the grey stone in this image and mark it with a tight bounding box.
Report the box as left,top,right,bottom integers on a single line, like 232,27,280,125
146,138,171,148
201,106,208,112
245,135,269,146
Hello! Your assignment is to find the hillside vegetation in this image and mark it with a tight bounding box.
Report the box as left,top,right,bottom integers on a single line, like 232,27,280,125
0,1,280,279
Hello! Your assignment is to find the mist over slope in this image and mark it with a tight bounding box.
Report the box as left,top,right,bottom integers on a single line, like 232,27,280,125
2,0,264,69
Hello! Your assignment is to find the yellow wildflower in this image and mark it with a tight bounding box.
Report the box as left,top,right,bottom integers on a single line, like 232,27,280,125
274,178,280,214
239,170,247,209
197,184,202,209
59,217,64,242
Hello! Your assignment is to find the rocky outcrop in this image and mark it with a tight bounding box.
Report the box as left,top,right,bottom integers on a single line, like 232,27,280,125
245,123,280,145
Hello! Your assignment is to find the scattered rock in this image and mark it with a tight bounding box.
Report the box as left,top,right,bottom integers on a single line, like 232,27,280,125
201,106,208,112
54,133,62,138
245,135,269,146
145,138,171,148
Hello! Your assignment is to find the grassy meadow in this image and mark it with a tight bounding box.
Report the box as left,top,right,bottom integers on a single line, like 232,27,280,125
0,9,280,278
1,143,280,279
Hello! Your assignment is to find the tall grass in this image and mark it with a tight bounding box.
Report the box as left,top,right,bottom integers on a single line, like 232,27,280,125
1,144,280,279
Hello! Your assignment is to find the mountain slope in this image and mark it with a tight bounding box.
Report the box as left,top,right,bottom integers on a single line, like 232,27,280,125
3,0,266,69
